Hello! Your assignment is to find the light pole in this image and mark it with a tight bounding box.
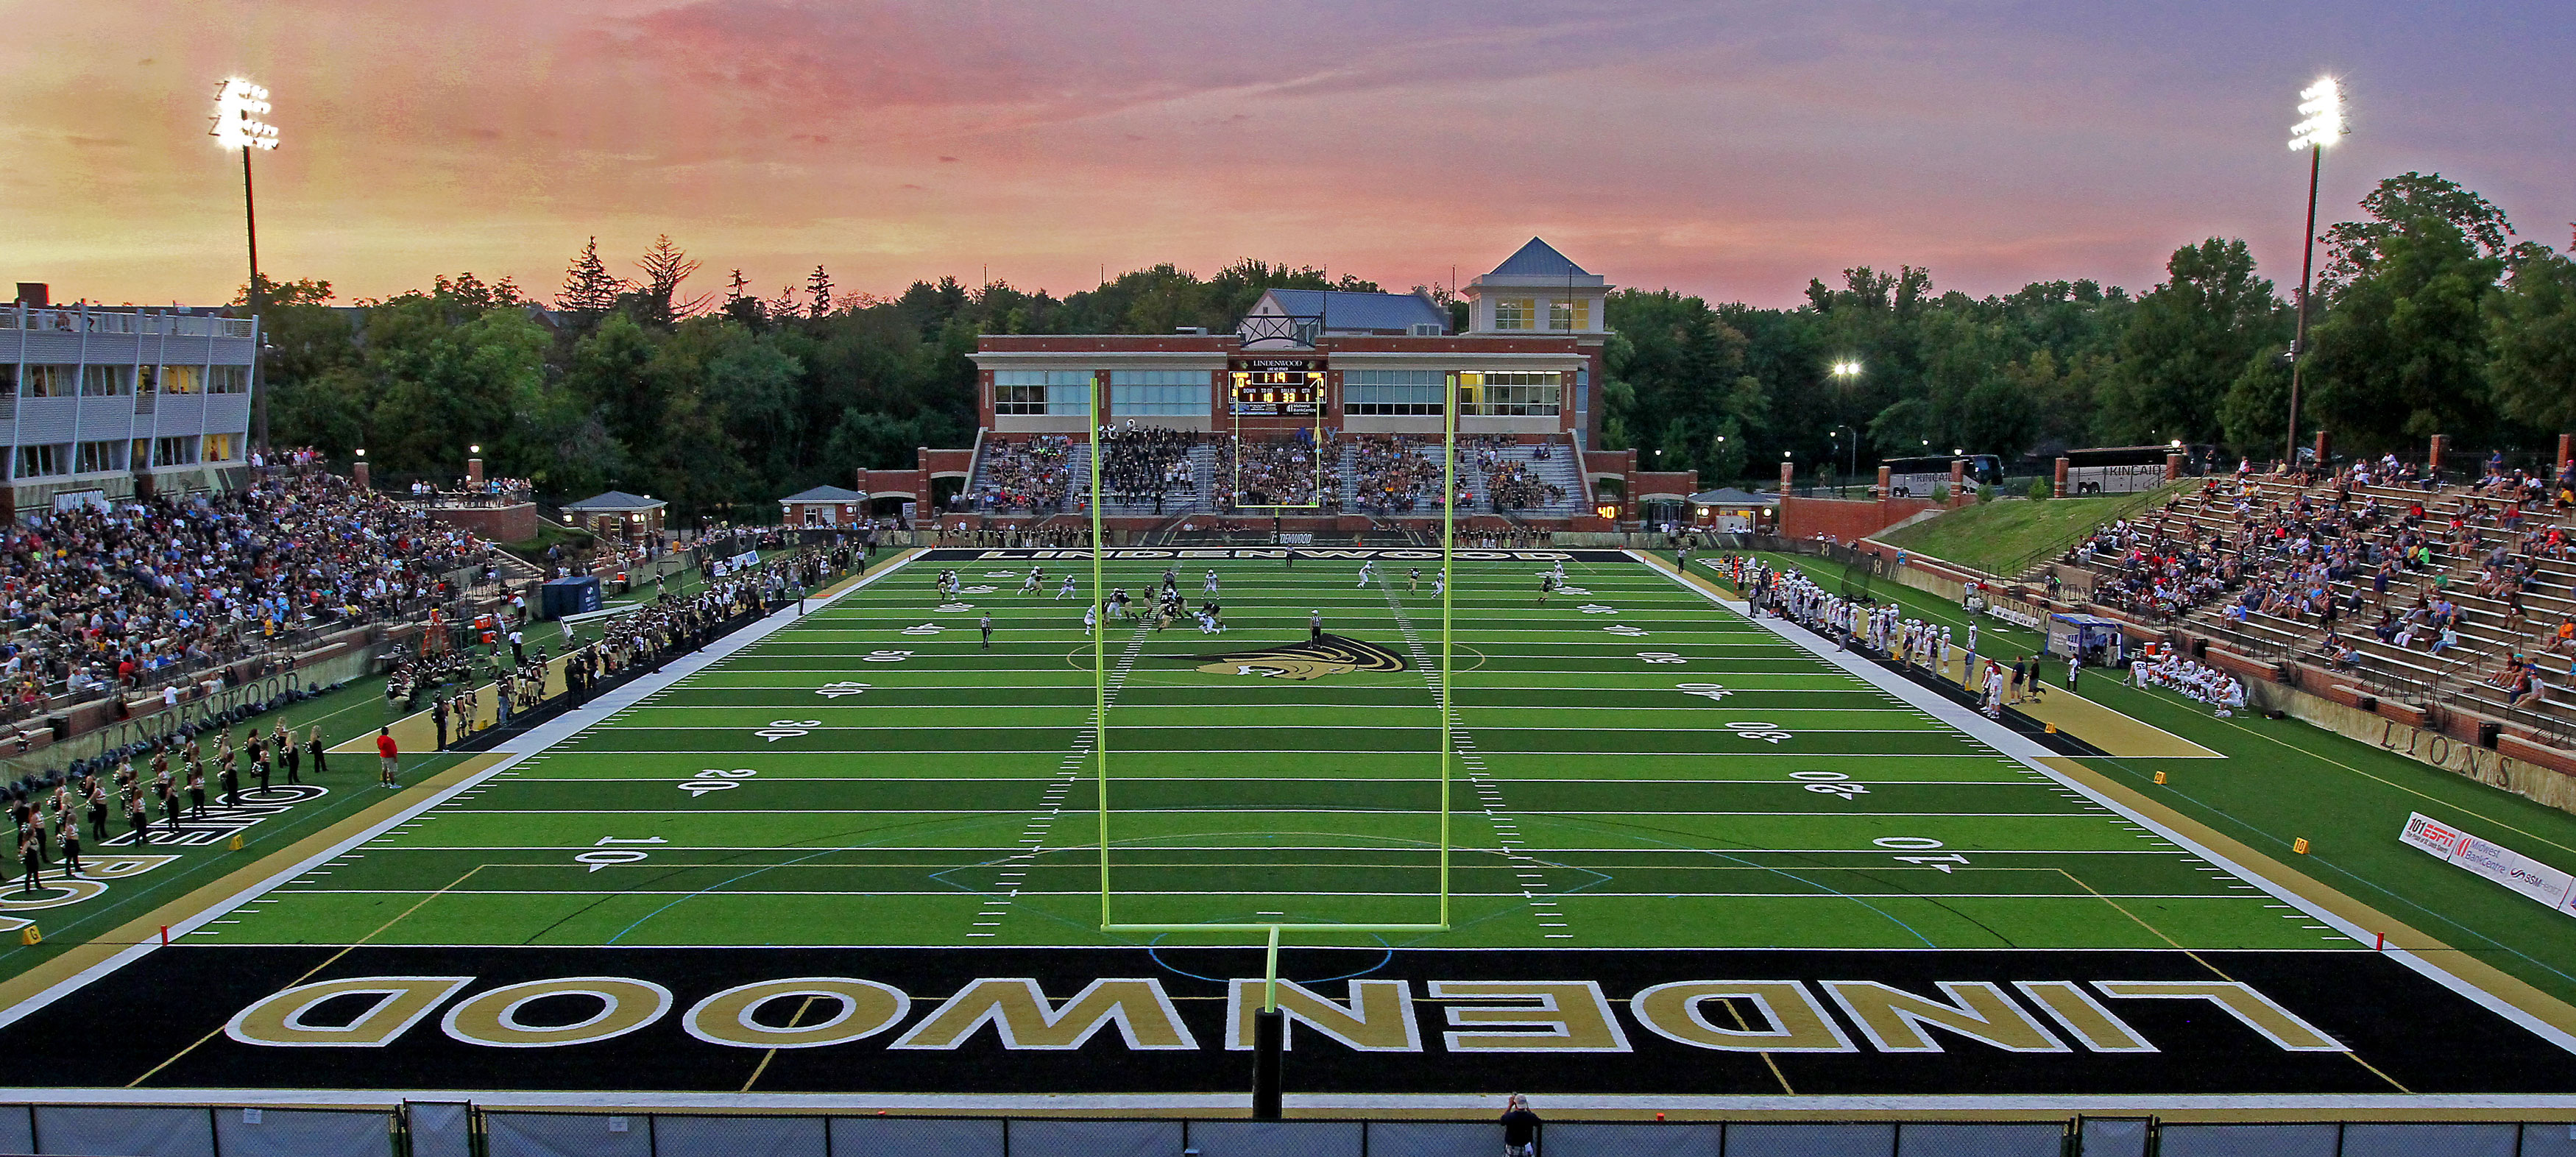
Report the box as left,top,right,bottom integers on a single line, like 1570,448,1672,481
1827,361,1864,493
2285,77,2344,468
211,78,280,454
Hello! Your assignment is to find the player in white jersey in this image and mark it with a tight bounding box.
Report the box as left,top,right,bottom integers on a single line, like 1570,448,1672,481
1056,575,1078,600
1203,569,1220,594
1020,569,1041,595
1083,604,1098,635
1356,560,1375,587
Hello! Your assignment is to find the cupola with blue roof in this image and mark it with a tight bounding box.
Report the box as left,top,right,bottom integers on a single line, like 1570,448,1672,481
1462,238,1611,336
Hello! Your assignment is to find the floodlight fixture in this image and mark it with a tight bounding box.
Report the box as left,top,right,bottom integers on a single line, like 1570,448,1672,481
211,78,280,152
2287,78,2343,152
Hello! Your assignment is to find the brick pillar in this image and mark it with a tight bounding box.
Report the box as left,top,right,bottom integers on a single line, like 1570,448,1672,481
2053,457,2069,498
1876,465,1892,498
1948,459,1967,498
352,461,370,490
2313,430,2331,464
0,483,13,526
2165,453,2182,481
2558,433,2572,472
2428,434,2449,473
467,457,484,489
1780,461,1795,494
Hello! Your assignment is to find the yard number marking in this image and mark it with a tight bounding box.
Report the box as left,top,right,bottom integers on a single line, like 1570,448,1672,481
815,682,872,698
1604,625,1649,637
1674,682,1730,701
756,719,821,742
863,651,913,662
679,768,757,796
1727,721,1793,744
1637,651,1686,664
1579,604,1618,615
578,836,665,872
1872,836,1968,873
1790,769,1866,799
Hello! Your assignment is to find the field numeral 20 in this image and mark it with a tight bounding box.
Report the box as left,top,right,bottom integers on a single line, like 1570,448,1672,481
680,768,757,796
1791,769,1866,799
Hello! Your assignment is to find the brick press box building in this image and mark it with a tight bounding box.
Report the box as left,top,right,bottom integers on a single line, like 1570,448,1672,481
848,239,1700,532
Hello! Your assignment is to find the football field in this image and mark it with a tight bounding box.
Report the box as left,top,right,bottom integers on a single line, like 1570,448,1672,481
4,548,2574,1106
198,551,2335,954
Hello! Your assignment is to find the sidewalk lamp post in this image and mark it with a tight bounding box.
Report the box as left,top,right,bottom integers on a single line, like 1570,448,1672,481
210,77,280,453
2285,77,2346,468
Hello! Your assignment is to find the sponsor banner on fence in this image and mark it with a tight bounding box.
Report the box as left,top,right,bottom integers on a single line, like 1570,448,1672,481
2400,812,2576,911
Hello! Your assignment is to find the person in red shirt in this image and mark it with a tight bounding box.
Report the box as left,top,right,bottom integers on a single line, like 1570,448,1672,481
375,727,399,789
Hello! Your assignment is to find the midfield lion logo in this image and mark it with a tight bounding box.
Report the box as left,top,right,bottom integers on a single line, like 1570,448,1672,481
1192,634,1406,680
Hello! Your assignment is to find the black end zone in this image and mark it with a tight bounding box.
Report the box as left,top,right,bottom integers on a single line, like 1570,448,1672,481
0,946,2568,1098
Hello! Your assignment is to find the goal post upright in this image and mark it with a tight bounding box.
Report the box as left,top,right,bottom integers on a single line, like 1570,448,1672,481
1091,403,1109,931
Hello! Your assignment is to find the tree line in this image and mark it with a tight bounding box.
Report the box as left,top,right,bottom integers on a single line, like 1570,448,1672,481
252,170,2575,520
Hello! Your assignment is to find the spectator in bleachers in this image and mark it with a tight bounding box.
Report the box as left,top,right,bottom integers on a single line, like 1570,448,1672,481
0,457,495,727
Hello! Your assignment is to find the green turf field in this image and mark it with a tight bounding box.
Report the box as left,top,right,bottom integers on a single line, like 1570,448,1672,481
183,551,2352,957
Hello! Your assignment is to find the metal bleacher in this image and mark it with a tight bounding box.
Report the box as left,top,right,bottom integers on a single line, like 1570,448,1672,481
2065,470,2576,741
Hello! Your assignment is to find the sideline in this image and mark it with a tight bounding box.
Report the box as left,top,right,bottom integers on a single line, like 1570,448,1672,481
1632,549,2576,1052
334,551,921,755
0,551,921,1036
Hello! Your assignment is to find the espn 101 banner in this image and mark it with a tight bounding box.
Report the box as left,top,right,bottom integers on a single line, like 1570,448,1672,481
2401,812,2576,913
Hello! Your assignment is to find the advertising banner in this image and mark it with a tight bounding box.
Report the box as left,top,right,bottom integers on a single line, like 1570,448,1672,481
2399,813,2576,912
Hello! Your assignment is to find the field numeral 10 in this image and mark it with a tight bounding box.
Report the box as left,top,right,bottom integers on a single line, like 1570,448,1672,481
577,836,664,872
1873,836,1969,874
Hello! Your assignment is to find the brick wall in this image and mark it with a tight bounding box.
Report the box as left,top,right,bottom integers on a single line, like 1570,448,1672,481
1779,496,1937,542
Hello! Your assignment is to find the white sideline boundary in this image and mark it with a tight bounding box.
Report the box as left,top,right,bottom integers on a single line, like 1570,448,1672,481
1641,550,2576,1062
0,556,917,1036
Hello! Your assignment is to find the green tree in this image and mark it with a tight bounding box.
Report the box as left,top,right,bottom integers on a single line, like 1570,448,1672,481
2304,178,2509,452
2096,238,2287,445
2488,244,2576,433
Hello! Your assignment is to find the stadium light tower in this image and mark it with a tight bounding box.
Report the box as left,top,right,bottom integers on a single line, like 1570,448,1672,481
2283,77,2344,468
211,77,280,455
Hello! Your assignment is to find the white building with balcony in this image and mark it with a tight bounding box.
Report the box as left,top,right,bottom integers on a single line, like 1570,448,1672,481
3,286,259,517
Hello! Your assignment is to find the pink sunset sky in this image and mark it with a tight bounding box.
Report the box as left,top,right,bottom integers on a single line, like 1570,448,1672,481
7,0,2571,310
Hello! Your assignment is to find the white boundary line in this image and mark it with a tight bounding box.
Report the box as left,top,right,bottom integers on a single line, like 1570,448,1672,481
1643,551,2576,1060
0,557,916,1035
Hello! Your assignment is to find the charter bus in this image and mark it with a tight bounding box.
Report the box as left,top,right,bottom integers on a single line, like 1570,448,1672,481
2061,443,2217,494
1881,454,2005,498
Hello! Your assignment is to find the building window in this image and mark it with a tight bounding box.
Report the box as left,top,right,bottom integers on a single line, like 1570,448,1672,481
1457,371,1563,417
160,366,205,394
993,369,1092,415
81,365,132,395
207,365,250,394
202,434,241,463
1548,300,1590,331
153,436,200,467
75,440,125,473
1493,299,1533,330
1347,369,1446,416
1108,369,1210,416
17,364,75,397
14,444,68,478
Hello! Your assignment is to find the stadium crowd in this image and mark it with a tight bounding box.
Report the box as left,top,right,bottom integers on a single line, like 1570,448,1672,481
1349,436,1450,514
964,435,1078,512
1096,426,1202,509
1220,436,1336,510
2,464,496,728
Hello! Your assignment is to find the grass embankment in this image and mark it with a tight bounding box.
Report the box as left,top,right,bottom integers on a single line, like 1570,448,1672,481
1875,481,2191,577
1717,548,2576,1012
